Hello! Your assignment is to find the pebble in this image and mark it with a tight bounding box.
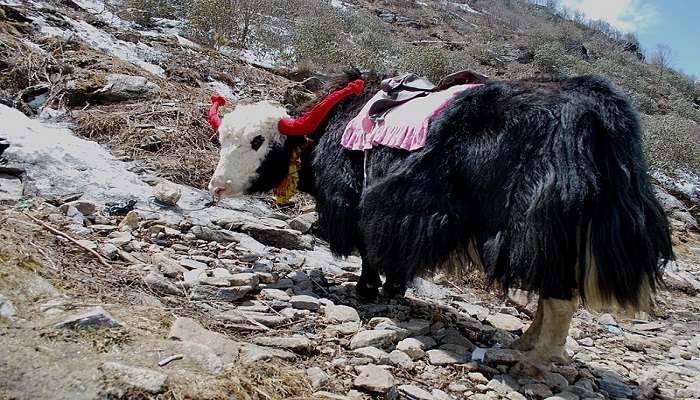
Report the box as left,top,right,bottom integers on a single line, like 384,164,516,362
99,243,120,260
183,269,207,286
179,258,208,270
100,362,167,395
396,337,431,360
597,313,617,326
260,288,291,302
353,347,390,364
349,330,397,350
597,373,633,398
144,271,184,296
290,294,320,311
353,365,395,393
190,284,251,301
229,272,259,287
154,182,181,205
468,372,489,384
388,349,414,369
521,383,553,399
483,348,520,366
487,313,524,332
398,384,434,400
54,306,123,329
325,304,360,323
426,349,469,365
253,336,313,354
307,367,329,389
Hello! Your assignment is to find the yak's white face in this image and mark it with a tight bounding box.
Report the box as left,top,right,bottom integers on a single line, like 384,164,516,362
208,100,289,199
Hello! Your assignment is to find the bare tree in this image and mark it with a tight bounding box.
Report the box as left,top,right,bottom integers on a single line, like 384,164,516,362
649,44,672,82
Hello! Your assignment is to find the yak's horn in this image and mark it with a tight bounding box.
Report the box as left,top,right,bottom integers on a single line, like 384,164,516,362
277,79,364,136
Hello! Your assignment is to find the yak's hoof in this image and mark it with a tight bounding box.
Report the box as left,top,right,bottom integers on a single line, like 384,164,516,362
524,347,571,366
356,280,379,302
382,281,407,298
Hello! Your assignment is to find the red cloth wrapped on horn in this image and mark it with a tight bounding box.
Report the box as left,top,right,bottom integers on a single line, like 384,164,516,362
208,95,226,133
278,79,365,136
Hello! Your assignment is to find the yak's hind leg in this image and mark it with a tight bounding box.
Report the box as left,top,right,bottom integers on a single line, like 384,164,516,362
518,297,578,365
511,297,544,351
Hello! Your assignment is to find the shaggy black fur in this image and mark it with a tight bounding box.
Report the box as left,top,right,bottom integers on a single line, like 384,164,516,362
254,72,674,306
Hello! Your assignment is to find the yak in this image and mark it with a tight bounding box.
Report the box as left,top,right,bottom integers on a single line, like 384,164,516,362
208,71,673,365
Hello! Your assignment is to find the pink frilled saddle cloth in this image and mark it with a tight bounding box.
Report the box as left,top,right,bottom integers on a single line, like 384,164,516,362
341,71,487,151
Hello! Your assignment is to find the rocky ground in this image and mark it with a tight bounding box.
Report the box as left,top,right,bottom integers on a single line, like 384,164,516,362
2,0,700,399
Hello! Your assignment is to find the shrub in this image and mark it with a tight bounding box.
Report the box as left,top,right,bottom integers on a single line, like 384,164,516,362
641,114,700,172
398,46,454,83
533,41,571,73
186,0,266,48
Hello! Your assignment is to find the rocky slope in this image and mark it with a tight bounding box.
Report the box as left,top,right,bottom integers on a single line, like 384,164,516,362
1,1,700,400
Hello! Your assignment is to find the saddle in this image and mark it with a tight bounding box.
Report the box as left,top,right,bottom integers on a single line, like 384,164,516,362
368,70,489,118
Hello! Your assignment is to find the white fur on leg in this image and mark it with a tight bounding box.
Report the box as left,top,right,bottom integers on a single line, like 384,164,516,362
511,296,543,351
524,297,578,365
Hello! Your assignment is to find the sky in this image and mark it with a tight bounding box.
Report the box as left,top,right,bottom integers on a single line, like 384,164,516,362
558,0,700,78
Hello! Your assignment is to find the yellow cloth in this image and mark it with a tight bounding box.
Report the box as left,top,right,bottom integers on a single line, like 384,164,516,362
273,147,302,205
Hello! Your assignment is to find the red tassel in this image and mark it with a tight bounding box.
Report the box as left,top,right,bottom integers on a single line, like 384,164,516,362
208,95,226,133
278,79,364,136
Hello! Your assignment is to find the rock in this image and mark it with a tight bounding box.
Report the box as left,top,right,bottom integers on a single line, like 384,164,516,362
544,372,569,392
94,74,160,102
0,295,17,320
398,384,434,400
290,294,320,311
399,319,432,336
325,304,360,323
597,313,616,325
183,269,207,286
153,182,181,206
468,372,489,384
143,272,184,296
239,343,297,364
350,330,398,350
597,373,633,398
179,258,208,270
0,174,23,201
487,313,524,332
432,388,453,400
63,200,97,215
507,392,527,400
389,350,414,369
521,383,553,399
238,221,313,250
99,243,120,260
260,288,291,302
55,306,123,329
230,272,259,287
426,349,469,365
483,348,520,366
307,367,329,389
289,212,317,233
168,317,240,363
60,204,84,225
577,337,594,347
544,393,579,400
252,336,313,354
218,311,288,327
118,210,139,230
190,284,252,301
190,225,238,243
487,375,520,394
353,347,390,364
439,329,474,349
455,302,490,321
100,362,167,394
353,365,395,394
396,337,433,360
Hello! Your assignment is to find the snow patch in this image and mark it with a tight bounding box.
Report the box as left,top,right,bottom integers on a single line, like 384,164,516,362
447,1,481,14
34,15,165,77
653,169,700,202
0,104,271,224
330,0,348,9
70,0,133,29
207,80,238,101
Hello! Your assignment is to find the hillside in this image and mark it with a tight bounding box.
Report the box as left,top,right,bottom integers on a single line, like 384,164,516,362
1,0,700,400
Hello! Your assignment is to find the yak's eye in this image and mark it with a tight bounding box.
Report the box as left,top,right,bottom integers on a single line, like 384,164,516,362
251,135,265,151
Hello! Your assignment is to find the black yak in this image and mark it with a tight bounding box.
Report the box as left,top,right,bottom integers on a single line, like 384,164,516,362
208,71,673,364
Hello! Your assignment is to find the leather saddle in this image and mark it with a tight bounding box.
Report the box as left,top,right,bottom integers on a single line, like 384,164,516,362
368,70,489,117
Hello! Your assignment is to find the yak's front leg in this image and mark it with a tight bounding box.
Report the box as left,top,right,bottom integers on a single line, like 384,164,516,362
518,297,578,365
355,241,382,301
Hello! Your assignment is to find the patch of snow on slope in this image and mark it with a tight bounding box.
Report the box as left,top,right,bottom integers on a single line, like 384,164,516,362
70,0,133,29
447,1,480,14
207,81,238,101
330,0,348,9
0,104,271,224
653,170,700,202
34,15,165,77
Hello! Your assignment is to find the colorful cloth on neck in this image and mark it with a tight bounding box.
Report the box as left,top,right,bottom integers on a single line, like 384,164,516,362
341,84,481,151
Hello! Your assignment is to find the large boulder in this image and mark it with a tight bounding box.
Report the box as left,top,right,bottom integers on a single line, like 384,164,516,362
93,74,160,102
